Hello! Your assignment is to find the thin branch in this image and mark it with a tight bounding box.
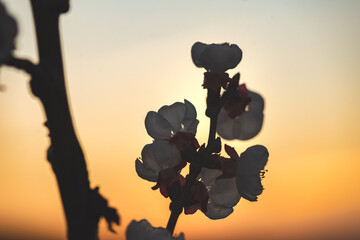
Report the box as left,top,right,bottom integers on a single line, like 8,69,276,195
5,56,36,74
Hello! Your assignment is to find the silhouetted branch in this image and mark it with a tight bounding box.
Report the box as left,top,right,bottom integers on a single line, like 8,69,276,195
14,1,121,239
5,57,36,74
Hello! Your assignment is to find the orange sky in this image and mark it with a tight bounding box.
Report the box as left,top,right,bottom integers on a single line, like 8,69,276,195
1,1,360,239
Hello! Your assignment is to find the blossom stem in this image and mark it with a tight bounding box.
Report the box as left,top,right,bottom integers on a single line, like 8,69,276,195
166,76,222,235
166,162,201,235
206,88,221,148
208,113,219,146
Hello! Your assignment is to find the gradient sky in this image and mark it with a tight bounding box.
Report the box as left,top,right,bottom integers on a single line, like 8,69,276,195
1,0,360,239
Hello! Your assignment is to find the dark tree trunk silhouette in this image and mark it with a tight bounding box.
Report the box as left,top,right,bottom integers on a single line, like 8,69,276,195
6,1,119,239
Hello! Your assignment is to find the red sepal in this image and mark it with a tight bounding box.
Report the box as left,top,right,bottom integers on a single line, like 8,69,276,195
217,157,236,179
203,72,231,91
152,167,182,198
224,144,239,160
223,83,251,119
238,83,248,97
169,132,199,151
184,178,209,214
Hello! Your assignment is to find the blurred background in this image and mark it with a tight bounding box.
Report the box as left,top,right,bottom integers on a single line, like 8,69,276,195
0,0,359,239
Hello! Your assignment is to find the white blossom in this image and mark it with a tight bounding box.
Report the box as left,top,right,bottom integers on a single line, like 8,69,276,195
136,100,199,182
126,219,185,240
236,145,269,202
199,144,269,219
191,42,242,72
145,99,198,140
136,140,181,182
217,90,264,140
198,168,240,220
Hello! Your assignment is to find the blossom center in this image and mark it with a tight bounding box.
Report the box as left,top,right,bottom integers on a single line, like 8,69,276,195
169,131,200,152
223,83,251,119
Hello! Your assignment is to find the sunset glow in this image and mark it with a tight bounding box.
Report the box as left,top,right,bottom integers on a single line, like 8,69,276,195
1,1,360,239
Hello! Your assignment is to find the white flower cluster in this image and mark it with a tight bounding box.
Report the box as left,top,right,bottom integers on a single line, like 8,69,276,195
133,42,269,238
136,98,269,220
136,100,199,182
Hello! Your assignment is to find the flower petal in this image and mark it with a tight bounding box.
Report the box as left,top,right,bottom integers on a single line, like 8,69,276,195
236,145,269,202
248,90,265,115
151,140,182,169
136,141,182,182
184,99,197,120
209,178,240,208
233,91,265,140
191,42,242,72
200,43,242,72
182,100,199,134
135,158,157,182
204,201,234,220
217,90,264,140
232,111,263,140
236,175,264,202
182,119,199,134
145,111,173,139
198,168,222,187
158,102,186,132
237,145,269,176
216,108,237,140
126,219,185,240
191,41,207,68
229,44,243,69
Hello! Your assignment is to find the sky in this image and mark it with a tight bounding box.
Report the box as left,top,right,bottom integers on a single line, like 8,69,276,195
0,0,360,239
